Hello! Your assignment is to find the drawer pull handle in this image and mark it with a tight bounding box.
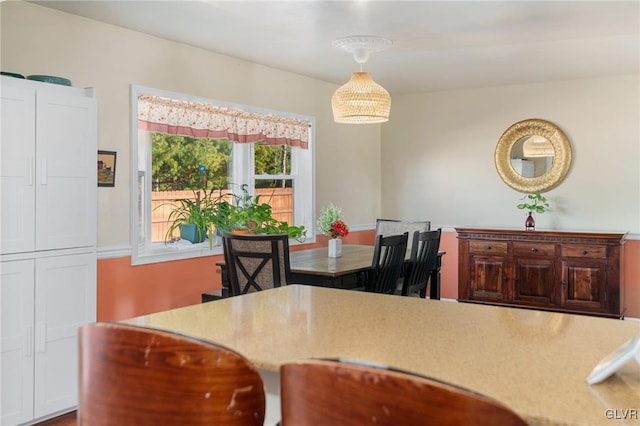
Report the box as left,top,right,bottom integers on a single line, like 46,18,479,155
486,245,492,250
531,248,538,253
582,250,588,255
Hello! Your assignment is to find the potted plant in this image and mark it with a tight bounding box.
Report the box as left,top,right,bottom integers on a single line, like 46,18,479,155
516,192,549,231
159,165,226,246
317,203,349,257
163,193,215,244
211,184,307,242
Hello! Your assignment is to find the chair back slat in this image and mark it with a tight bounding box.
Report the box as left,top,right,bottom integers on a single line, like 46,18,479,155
367,232,408,294
78,322,265,426
223,232,291,296
280,358,528,426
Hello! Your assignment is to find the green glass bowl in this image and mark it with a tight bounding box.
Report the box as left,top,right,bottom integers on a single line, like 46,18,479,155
1,71,25,79
27,75,72,86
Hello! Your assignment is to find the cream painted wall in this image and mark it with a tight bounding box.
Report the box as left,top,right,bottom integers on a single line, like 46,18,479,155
382,75,640,234
0,1,381,248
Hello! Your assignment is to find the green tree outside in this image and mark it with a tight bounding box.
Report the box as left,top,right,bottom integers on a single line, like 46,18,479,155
151,134,231,190
152,134,292,190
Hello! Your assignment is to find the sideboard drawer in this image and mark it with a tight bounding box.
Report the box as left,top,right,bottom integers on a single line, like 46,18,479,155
561,244,607,259
513,242,555,257
469,241,507,255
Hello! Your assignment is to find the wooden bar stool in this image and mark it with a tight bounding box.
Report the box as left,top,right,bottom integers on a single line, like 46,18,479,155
78,322,265,425
280,358,527,426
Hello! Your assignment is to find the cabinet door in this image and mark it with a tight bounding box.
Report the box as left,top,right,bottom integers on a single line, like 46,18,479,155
560,259,607,313
35,91,97,251
469,255,509,301
1,260,35,425
513,257,555,306
33,253,96,418
1,85,36,254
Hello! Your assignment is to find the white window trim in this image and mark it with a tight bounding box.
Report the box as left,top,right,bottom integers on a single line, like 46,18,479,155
129,85,316,265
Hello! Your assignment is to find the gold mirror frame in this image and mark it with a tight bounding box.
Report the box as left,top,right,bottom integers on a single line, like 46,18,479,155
495,118,572,193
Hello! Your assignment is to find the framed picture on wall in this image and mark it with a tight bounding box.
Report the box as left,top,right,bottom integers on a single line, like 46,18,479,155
98,150,117,187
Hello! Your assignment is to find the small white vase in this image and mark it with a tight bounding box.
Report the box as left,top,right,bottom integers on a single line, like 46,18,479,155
328,238,342,258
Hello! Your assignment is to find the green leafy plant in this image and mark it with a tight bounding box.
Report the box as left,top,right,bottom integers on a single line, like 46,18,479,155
158,165,228,246
163,194,214,244
212,185,307,242
160,164,306,243
516,193,550,214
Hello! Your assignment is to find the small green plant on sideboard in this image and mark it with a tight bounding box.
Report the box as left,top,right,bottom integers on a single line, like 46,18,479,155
516,192,549,231
516,192,549,214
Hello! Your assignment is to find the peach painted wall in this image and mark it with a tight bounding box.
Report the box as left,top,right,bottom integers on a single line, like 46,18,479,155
97,229,639,322
97,230,375,321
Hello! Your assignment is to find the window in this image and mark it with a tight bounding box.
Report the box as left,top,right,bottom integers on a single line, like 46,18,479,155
130,85,315,265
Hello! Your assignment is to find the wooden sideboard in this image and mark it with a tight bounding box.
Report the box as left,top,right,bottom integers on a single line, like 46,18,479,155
456,228,627,319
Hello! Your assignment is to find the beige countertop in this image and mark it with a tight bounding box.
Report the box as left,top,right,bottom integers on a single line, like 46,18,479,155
125,285,640,425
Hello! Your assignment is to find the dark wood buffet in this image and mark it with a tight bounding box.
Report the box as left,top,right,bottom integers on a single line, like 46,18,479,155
456,228,627,318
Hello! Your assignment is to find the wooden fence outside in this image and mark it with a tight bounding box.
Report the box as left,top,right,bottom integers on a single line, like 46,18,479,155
151,188,293,242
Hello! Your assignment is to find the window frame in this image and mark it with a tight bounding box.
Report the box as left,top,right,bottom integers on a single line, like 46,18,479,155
130,85,315,265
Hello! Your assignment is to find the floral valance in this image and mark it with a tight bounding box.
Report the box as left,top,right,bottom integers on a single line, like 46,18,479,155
138,95,309,149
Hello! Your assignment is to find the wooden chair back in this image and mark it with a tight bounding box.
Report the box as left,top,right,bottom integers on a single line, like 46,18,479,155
366,232,408,294
401,228,442,297
222,232,291,296
78,322,265,426
280,358,528,426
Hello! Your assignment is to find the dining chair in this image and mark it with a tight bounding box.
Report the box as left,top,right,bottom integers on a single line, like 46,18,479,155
222,232,291,296
397,228,442,298
375,218,430,255
280,358,528,426
365,232,408,294
78,322,266,426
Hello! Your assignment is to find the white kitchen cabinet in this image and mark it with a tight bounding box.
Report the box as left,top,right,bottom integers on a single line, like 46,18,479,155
1,75,97,425
1,76,97,254
1,254,96,424
0,259,35,425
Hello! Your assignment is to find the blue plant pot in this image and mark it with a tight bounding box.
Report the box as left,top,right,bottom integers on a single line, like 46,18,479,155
179,224,206,243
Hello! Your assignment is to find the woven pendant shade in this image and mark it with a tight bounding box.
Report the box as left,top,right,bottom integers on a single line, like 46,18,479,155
523,135,554,157
331,72,391,123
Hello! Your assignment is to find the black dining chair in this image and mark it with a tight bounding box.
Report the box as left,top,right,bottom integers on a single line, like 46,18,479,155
365,232,408,294
397,229,442,298
222,232,291,296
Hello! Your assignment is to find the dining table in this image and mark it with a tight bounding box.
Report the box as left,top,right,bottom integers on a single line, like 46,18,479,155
125,285,640,426
212,244,445,299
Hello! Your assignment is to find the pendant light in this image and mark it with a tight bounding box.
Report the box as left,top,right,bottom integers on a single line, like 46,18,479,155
331,36,392,124
523,135,554,157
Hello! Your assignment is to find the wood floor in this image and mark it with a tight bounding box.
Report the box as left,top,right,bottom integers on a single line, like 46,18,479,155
35,411,76,426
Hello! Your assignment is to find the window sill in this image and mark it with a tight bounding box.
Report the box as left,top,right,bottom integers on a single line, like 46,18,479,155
131,240,223,265
130,236,315,265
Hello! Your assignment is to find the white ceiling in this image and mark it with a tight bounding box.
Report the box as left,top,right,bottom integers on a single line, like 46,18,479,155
31,0,639,94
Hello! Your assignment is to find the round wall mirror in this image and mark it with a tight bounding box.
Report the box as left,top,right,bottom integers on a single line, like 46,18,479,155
495,119,572,193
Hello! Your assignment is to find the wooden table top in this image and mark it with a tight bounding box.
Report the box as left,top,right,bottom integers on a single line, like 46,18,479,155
289,244,374,277
126,285,640,426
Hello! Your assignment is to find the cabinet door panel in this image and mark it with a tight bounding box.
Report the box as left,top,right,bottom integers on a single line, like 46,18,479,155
1,85,36,254
35,91,97,251
1,260,35,425
561,260,606,312
470,256,508,300
34,253,96,418
513,258,555,306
